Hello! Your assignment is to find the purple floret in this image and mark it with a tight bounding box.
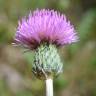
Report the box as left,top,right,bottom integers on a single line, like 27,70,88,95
14,9,78,50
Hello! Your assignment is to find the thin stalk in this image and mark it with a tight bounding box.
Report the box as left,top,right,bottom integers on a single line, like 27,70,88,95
45,78,53,96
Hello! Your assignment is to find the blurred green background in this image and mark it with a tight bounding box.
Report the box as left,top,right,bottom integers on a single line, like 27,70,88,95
0,0,96,96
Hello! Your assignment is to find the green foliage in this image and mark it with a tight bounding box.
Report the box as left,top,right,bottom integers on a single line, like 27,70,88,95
77,9,96,42
54,75,68,91
16,90,33,96
0,80,12,96
24,51,34,65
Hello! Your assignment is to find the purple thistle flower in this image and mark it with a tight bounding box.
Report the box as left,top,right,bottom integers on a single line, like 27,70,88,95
14,9,78,50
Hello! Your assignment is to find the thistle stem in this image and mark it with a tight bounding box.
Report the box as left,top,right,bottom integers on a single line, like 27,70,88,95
46,78,53,96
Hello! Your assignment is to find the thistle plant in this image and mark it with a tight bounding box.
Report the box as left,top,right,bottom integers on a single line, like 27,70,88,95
13,9,78,96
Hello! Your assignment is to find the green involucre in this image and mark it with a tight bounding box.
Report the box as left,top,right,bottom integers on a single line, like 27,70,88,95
32,44,63,79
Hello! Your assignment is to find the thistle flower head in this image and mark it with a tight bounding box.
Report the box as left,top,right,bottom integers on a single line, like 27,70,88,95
14,9,78,50
14,9,79,79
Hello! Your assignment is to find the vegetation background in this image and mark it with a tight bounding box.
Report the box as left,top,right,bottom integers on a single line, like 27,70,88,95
0,0,96,96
